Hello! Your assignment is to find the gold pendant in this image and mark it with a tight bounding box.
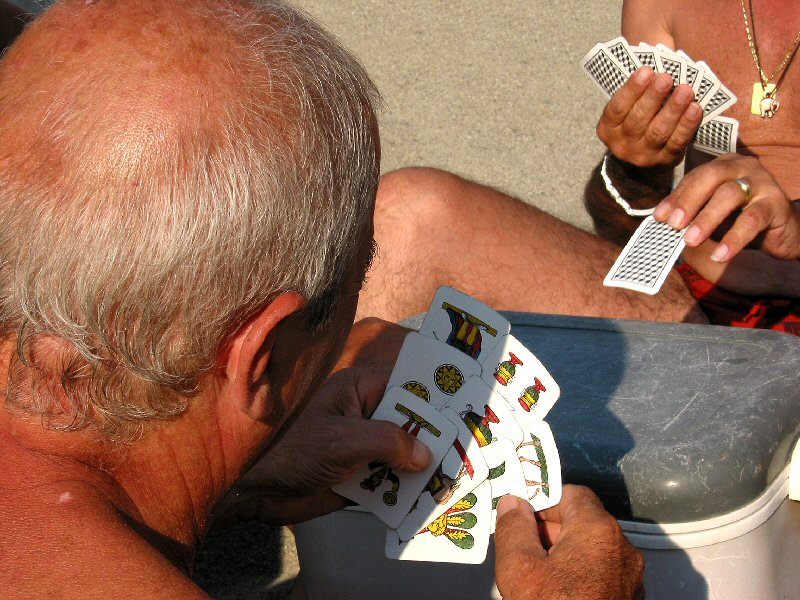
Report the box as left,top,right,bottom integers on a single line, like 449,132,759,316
751,83,778,116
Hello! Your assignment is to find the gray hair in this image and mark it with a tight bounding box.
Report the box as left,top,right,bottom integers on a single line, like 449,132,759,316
0,0,381,437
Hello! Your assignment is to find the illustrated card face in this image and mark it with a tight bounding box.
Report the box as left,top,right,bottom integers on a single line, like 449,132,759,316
395,409,490,541
580,42,631,97
478,334,560,425
603,36,640,75
332,388,457,529
603,216,686,295
418,286,510,362
387,332,481,411
385,480,492,564
444,376,524,449
481,439,527,534
693,115,739,156
517,421,562,512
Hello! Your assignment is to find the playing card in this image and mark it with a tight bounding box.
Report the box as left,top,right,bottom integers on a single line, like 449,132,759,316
655,43,687,86
387,332,481,411
603,215,686,295
603,36,641,75
676,50,704,94
395,408,490,541
693,115,739,156
444,376,524,448
332,388,457,529
693,63,720,105
478,334,560,425
632,43,664,73
580,42,632,97
418,286,510,362
481,439,527,534
385,481,492,564
517,421,562,512
700,80,737,124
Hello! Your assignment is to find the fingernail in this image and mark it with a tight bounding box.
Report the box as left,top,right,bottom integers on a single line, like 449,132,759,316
668,208,685,229
655,75,672,92
496,495,525,519
411,439,432,468
634,66,653,83
684,225,701,244
710,244,729,262
653,201,671,221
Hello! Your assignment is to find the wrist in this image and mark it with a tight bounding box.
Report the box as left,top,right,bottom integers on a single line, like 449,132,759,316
604,153,673,207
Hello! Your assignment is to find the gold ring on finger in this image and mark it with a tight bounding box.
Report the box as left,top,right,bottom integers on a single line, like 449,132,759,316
734,178,753,205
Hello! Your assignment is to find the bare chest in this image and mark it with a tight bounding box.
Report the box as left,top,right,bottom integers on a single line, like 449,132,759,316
674,1,800,197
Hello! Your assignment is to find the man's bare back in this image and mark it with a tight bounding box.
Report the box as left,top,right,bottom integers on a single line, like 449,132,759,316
357,0,800,325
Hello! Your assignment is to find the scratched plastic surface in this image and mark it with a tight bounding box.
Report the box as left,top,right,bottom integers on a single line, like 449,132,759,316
502,314,800,524
404,313,800,524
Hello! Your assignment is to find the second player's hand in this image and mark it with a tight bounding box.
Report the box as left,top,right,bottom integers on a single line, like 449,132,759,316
654,154,800,262
597,66,703,169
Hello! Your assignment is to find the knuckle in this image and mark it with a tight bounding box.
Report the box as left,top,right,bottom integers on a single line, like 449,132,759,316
740,204,770,228
589,514,623,542
740,155,760,170
570,484,596,500
626,105,647,128
646,124,670,144
596,121,610,142
607,96,627,119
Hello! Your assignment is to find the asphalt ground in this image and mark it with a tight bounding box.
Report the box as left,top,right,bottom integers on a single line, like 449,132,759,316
291,0,623,230
196,2,622,598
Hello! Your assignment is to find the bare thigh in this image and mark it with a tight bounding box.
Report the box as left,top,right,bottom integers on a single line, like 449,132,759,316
357,168,706,324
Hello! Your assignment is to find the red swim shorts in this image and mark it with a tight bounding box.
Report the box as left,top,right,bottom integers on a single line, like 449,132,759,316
676,263,800,336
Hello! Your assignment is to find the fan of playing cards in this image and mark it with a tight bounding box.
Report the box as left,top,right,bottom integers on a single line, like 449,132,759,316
581,37,739,156
582,38,741,296
333,286,563,564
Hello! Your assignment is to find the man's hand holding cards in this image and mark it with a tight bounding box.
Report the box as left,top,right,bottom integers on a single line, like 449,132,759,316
581,37,740,295
581,37,738,157
333,286,564,564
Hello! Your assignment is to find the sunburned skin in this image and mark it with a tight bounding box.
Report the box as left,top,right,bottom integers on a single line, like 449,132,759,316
668,1,800,199
622,0,800,292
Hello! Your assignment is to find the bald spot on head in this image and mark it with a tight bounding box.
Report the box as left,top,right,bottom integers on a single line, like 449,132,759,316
0,0,294,195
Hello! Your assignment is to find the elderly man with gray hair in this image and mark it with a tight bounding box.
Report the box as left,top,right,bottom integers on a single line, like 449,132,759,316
0,1,642,598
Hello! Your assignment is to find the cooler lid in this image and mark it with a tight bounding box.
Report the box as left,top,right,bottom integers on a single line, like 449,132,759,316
501,314,800,524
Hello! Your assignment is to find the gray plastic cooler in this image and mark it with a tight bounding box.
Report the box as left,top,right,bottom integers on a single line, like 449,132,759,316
295,315,800,599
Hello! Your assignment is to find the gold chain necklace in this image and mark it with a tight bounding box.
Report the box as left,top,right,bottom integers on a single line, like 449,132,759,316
741,0,800,118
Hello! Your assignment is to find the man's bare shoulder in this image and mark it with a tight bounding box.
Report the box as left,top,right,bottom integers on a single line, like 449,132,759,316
0,483,208,599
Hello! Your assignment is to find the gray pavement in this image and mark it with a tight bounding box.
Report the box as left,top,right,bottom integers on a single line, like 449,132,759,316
196,2,621,598
292,0,622,230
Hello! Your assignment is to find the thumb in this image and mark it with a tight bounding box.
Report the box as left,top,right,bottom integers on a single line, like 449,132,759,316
494,495,548,599
333,417,433,475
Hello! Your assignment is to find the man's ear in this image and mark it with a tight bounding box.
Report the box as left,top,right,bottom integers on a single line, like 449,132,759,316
222,292,307,420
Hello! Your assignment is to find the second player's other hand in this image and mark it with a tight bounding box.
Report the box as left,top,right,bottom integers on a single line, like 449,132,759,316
213,366,432,526
654,154,800,262
597,66,703,169
494,486,644,600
